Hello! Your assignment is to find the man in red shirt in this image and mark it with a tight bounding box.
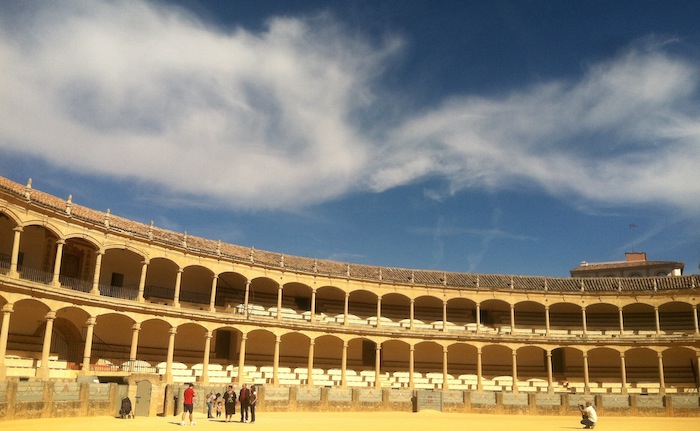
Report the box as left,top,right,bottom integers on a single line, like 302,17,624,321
181,383,196,426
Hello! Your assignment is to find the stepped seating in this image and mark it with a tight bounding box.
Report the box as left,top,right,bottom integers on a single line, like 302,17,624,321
3,353,695,393
232,299,697,337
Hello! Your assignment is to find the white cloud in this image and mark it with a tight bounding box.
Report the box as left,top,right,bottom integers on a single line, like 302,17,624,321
377,45,700,214
1,1,699,215
0,0,398,209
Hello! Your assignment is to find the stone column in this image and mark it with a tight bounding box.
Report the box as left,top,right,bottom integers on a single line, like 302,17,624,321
409,299,415,331
137,260,148,302
310,290,317,323
237,334,247,385
81,317,96,374
442,346,449,390
692,304,699,335
341,340,348,388
376,297,382,328
38,311,56,380
173,268,183,308
475,303,481,334
8,226,22,277
696,352,700,392
442,301,448,332
511,350,519,394
273,335,281,386
657,352,666,395
165,327,177,384
654,307,661,335
201,331,212,385
619,307,625,336
343,293,349,327
545,305,550,337
129,323,141,370
0,304,14,379
276,285,283,320
242,280,251,316
209,276,218,312
546,351,554,394
510,304,515,334
51,239,65,287
374,342,382,389
476,346,483,391
582,352,590,394
307,339,315,387
619,352,628,394
408,345,415,389
90,251,104,295
581,307,588,336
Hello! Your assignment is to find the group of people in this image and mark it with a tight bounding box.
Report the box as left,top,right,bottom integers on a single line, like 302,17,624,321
180,382,258,426
184,382,597,429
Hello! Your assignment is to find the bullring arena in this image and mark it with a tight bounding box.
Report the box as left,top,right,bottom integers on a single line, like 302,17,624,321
0,175,699,426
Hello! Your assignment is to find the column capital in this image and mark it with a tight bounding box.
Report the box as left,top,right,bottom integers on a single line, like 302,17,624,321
132,323,141,331
56,238,66,245
169,327,177,336
86,317,97,326
2,304,14,314
205,331,213,339
45,311,56,320
13,226,24,233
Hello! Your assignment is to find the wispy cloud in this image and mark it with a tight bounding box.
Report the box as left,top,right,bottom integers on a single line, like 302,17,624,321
1,1,699,216
375,44,700,214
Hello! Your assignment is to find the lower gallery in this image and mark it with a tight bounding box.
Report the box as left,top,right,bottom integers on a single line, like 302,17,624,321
0,175,698,419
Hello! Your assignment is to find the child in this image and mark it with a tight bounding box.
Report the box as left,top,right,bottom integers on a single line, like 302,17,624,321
215,393,223,418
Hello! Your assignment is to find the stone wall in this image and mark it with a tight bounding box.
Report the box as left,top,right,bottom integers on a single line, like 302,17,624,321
253,386,700,417
2,381,699,421
0,380,120,421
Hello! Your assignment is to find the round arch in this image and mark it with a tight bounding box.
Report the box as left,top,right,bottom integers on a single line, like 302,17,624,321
144,257,179,304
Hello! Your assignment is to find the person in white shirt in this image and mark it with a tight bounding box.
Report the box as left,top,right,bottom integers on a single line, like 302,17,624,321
579,401,598,429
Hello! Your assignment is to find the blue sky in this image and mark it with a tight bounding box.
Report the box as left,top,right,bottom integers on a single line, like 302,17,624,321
1,0,699,276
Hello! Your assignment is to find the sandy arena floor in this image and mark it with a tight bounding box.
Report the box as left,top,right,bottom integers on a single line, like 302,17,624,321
2,411,700,431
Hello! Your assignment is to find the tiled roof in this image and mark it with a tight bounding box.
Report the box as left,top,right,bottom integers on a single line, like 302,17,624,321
571,260,684,272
